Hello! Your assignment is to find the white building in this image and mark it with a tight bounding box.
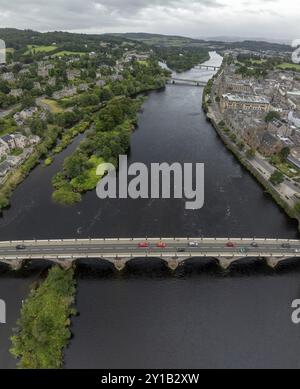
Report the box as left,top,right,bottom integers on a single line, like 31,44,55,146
1,135,15,150
13,133,28,149
0,161,11,177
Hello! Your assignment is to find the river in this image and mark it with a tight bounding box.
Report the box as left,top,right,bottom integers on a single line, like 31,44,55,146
1,52,300,369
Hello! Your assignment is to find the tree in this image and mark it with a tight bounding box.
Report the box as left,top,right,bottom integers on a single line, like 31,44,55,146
279,147,290,161
265,111,281,123
238,142,245,151
294,201,300,215
269,171,284,186
0,81,11,94
246,148,256,159
63,152,90,179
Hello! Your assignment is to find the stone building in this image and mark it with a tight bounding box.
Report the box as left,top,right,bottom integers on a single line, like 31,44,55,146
268,119,293,137
259,132,283,156
221,94,270,113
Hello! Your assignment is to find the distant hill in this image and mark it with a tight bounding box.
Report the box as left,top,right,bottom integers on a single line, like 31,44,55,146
107,32,206,47
0,29,292,54
0,28,136,51
108,32,292,53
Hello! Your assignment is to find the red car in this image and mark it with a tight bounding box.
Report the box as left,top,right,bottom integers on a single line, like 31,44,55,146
156,242,167,249
138,242,149,248
226,242,236,248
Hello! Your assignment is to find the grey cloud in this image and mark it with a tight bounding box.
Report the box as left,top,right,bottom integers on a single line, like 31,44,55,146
0,0,297,40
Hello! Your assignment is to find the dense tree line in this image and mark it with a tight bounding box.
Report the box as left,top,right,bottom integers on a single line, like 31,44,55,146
155,46,210,72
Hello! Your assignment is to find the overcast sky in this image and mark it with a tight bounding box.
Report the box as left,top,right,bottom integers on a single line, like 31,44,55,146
0,0,299,41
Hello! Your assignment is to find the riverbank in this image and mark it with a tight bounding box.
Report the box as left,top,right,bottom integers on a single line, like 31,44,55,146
0,125,65,212
10,266,76,369
203,78,300,231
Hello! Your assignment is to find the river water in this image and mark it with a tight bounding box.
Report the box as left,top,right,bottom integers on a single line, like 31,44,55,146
1,52,300,369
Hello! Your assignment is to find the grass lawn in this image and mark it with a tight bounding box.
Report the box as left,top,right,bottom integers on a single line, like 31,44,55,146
138,60,149,66
40,98,64,113
275,161,300,178
277,63,300,72
26,45,57,54
51,51,85,57
70,156,104,192
11,148,23,157
251,59,267,64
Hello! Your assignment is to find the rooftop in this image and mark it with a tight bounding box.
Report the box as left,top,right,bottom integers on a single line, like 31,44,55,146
222,93,270,104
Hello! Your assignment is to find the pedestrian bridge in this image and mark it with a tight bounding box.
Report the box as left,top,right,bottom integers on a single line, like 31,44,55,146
0,237,299,271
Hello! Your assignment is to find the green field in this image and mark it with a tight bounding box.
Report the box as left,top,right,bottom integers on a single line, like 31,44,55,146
251,59,267,64
26,45,57,54
277,62,300,72
138,60,149,66
51,51,85,57
40,99,64,113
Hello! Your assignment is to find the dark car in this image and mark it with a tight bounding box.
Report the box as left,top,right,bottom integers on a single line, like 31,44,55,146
251,242,258,248
177,248,186,253
282,243,291,249
16,245,26,250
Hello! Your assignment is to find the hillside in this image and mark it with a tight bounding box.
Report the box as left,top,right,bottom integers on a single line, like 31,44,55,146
108,32,292,53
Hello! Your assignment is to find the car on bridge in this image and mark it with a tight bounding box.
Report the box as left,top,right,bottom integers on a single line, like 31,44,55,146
138,242,149,249
16,245,27,250
282,243,291,249
226,242,236,248
189,242,199,247
251,242,259,248
156,242,167,249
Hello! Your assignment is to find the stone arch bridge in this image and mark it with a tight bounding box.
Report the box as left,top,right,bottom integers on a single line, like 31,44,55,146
0,238,299,271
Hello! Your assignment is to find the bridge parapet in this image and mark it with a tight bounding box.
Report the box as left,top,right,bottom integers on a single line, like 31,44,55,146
1,238,300,271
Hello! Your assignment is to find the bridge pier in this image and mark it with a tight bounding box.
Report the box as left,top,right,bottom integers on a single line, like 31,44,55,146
265,257,289,269
0,258,24,271
103,258,129,272
9,259,24,271
217,257,243,270
165,258,180,271
57,260,75,270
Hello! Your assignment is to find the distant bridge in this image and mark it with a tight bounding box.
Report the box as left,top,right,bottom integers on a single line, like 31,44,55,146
194,65,220,71
168,78,207,87
1,238,300,271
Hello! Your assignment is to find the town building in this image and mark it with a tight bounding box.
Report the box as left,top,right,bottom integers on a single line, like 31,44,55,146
221,94,271,113
1,72,14,82
288,147,300,169
0,139,9,159
1,135,16,150
259,132,284,156
96,79,106,87
14,107,38,126
53,86,77,100
268,119,293,137
77,83,89,92
67,69,81,81
0,161,11,177
9,89,23,98
13,133,28,149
